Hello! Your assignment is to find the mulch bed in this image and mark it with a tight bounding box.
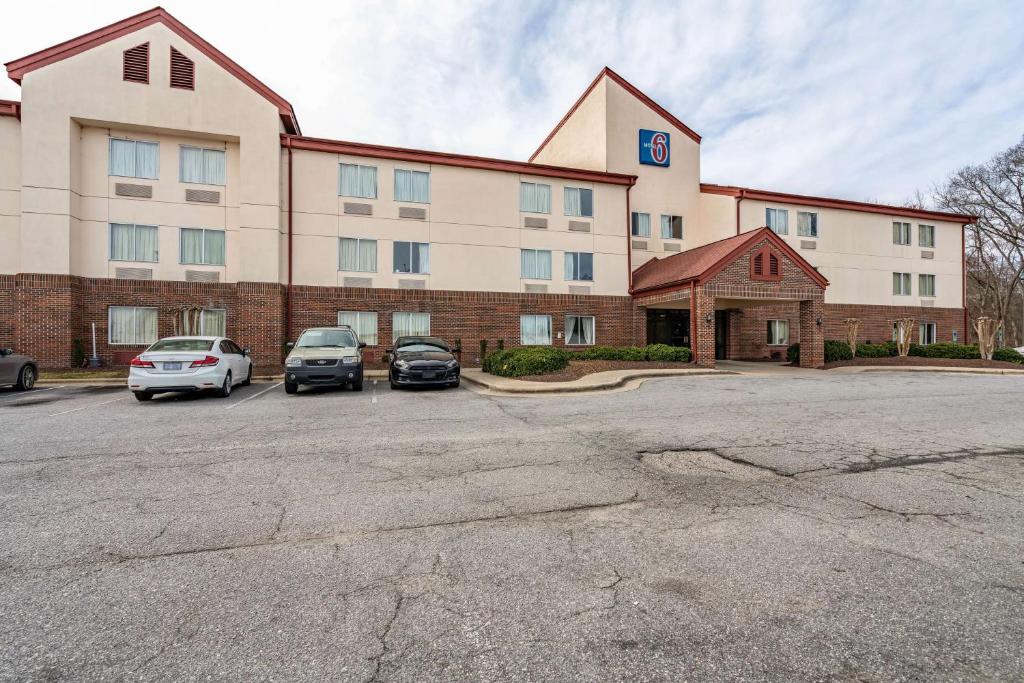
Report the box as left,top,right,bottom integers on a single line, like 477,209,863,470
515,360,691,382
821,356,1023,370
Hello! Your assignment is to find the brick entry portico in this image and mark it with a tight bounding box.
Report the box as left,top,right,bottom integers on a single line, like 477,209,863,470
632,228,829,368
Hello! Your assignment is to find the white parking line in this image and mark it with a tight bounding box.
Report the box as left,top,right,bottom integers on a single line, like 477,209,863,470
371,379,378,404
48,395,126,416
225,382,283,410
0,386,64,403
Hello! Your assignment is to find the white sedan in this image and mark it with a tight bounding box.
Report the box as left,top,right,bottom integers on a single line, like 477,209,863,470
128,336,252,401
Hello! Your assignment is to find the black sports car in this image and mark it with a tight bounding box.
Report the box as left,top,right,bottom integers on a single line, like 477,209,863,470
387,336,461,389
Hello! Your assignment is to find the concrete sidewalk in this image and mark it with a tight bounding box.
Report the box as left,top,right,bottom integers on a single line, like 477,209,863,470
460,367,729,394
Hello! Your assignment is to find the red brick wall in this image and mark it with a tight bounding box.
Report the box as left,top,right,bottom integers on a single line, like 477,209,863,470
0,274,15,350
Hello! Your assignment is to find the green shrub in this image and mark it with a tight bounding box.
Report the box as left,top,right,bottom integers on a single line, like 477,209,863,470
787,343,800,363
71,338,86,368
824,340,854,362
643,344,691,362
917,342,979,359
573,345,644,361
856,342,897,358
993,347,1024,364
482,347,570,377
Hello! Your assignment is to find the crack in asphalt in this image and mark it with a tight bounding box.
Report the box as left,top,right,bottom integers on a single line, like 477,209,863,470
838,447,1024,474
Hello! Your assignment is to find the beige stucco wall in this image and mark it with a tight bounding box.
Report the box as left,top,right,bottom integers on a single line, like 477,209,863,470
0,116,20,274
285,148,629,295
15,21,282,280
738,199,963,308
530,78,607,172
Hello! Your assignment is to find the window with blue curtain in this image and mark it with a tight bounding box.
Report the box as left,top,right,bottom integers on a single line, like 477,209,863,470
564,252,594,281
631,212,651,237
520,249,552,280
766,208,788,235
563,187,593,217
394,169,430,203
660,215,683,239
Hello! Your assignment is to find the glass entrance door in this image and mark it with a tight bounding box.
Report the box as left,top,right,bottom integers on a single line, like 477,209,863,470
646,309,690,348
715,310,729,360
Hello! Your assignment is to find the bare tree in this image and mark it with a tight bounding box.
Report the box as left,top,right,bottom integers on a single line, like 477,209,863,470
935,136,1024,345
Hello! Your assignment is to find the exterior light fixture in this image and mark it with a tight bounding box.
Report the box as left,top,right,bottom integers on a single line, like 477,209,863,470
816,316,823,327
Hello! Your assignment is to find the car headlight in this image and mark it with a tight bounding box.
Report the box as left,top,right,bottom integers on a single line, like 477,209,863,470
395,359,409,369
342,356,359,365
285,357,302,367
445,359,458,368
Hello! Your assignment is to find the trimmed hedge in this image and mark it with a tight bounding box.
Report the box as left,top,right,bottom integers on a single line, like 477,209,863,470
573,345,644,361
787,340,853,364
994,347,1024,363
482,347,570,377
643,344,691,362
794,340,1024,364
856,342,896,357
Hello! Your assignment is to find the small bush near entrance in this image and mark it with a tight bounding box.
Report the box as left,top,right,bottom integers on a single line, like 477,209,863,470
482,347,570,377
787,340,854,364
856,342,897,357
643,344,692,362
993,347,1024,363
574,345,645,361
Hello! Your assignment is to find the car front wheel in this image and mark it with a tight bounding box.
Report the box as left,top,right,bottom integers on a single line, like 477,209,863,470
241,363,252,386
217,372,232,398
284,381,298,394
15,365,35,391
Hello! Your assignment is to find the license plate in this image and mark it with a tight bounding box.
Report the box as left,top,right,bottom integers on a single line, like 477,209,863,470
163,362,181,371
422,371,435,379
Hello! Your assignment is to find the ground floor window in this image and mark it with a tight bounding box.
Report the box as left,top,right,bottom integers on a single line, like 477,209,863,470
109,306,158,345
393,312,430,340
521,315,552,346
566,315,595,345
200,309,226,337
766,319,789,346
919,322,937,345
339,311,378,345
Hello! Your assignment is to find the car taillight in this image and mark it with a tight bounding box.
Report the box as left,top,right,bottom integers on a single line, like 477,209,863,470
189,355,219,368
130,357,155,368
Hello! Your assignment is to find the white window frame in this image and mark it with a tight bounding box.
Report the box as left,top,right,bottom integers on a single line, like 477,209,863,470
108,138,160,179
338,311,379,346
520,249,552,280
520,182,552,214
767,319,789,346
108,306,158,345
393,241,429,274
919,224,935,248
919,273,936,297
893,272,912,296
199,309,226,337
338,237,378,273
564,251,594,282
797,211,818,238
109,223,159,262
394,169,430,203
893,221,912,245
520,314,553,346
179,145,226,185
392,312,430,341
563,187,593,218
766,208,789,235
631,212,651,238
565,315,596,346
179,228,226,266
919,322,937,346
338,163,378,199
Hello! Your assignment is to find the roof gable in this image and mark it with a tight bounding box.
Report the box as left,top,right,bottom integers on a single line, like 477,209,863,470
4,7,299,134
530,66,701,162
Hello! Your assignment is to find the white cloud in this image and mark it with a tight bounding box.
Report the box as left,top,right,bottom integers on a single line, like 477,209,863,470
2,0,1022,203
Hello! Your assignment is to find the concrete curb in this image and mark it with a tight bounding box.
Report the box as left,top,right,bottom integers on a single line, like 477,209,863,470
461,368,731,394
846,366,1024,375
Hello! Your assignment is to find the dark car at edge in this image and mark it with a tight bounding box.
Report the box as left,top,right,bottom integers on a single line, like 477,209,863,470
387,336,461,389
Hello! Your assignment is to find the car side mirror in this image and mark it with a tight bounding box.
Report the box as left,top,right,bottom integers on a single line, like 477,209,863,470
1,348,11,357
452,345,462,353
243,348,250,357
358,342,367,349
285,342,294,350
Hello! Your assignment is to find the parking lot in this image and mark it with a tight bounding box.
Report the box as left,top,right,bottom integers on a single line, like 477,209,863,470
1,372,1023,681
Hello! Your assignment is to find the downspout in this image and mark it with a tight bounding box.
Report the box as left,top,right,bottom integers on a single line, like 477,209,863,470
626,180,635,293
961,222,968,343
735,189,744,235
286,136,294,344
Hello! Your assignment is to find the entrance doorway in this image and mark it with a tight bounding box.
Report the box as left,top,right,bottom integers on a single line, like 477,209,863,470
715,310,729,360
646,309,690,348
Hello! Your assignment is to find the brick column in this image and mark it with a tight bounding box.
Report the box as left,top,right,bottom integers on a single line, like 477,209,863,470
692,285,716,368
236,281,286,372
799,297,824,368
15,274,80,369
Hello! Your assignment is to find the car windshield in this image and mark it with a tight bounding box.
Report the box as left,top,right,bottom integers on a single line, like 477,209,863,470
396,339,448,353
296,329,357,348
147,339,214,352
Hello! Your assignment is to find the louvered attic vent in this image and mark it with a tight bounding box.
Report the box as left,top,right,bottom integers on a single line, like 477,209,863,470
123,43,149,83
170,47,195,90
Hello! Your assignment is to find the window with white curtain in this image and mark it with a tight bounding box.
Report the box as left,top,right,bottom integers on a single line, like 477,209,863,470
893,221,912,245
108,306,158,345
563,187,593,217
766,319,789,346
339,238,377,272
520,182,552,213
393,241,429,274
919,273,936,297
564,252,594,281
109,138,159,179
109,223,159,262
179,146,225,185
797,212,818,237
631,212,651,237
520,249,552,280
919,322,937,345
338,311,378,345
394,169,430,203
339,163,377,198
393,312,430,340
179,228,225,265
199,309,226,337
520,315,552,345
566,315,595,346
919,224,935,248
660,215,683,239
893,272,912,296
766,208,789,235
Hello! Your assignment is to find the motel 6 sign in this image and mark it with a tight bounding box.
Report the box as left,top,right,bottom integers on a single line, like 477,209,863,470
639,129,670,167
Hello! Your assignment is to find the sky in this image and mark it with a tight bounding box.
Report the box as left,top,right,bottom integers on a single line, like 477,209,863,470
2,0,1023,205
